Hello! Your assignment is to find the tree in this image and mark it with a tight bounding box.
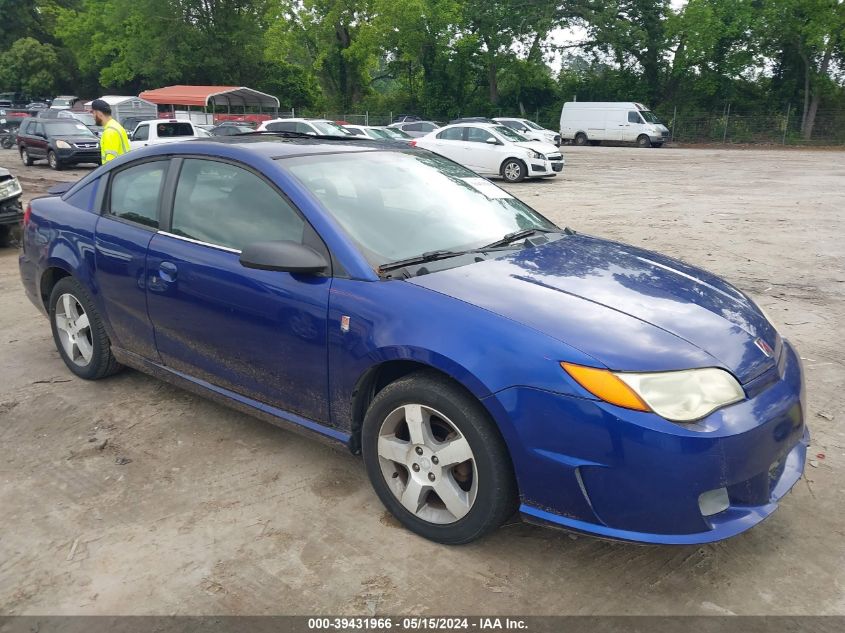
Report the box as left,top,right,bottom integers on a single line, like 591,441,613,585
574,0,672,105
665,0,758,109
759,0,845,139
0,37,62,96
57,0,270,92
266,0,377,110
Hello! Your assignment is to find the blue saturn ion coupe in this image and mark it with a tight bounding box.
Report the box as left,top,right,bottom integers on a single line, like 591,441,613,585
19,134,808,545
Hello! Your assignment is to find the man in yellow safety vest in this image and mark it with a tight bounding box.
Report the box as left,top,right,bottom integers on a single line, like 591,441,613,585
91,99,130,164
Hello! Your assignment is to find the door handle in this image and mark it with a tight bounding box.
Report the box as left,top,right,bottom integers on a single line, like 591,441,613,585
159,261,178,282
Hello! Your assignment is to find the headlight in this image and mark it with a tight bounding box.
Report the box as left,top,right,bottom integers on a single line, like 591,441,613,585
56,140,71,149
561,363,745,422
529,150,544,160
0,177,22,199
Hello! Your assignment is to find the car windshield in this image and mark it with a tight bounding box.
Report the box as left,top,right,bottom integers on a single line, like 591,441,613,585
52,98,73,107
311,121,353,136
493,125,529,143
524,120,544,130
641,111,661,124
69,112,96,126
380,127,411,139
46,122,95,136
282,150,557,268
366,128,392,139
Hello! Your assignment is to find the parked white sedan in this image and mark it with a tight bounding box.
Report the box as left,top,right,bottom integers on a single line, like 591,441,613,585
414,123,564,183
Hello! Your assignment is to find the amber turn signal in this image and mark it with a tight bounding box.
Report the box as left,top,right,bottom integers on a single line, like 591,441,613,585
561,362,651,412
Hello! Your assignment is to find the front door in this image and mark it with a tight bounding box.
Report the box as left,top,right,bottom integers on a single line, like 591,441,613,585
465,127,502,174
622,110,645,142
145,157,332,424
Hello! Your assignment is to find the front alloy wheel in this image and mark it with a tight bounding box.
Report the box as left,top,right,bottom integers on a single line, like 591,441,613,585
362,372,517,544
376,403,478,524
502,159,526,183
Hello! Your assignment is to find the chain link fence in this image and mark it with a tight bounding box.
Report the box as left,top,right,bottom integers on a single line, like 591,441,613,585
286,106,845,145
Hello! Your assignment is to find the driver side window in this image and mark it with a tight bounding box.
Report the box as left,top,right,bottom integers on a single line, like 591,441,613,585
133,125,149,141
171,159,305,251
628,111,643,124
467,128,495,143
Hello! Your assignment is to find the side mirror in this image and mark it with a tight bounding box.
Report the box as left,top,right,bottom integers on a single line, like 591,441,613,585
240,241,328,275
485,137,499,145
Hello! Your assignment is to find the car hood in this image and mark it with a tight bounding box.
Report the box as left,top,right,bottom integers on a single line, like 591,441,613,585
409,234,778,383
514,140,561,155
53,135,99,144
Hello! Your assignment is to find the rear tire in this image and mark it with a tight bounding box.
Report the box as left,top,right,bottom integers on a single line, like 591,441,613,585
362,371,518,544
574,133,588,146
501,158,527,183
20,147,33,166
637,135,652,148
49,277,122,380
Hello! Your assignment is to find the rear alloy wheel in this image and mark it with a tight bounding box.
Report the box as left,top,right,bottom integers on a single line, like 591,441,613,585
362,372,517,544
637,134,652,148
574,133,588,146
48,150,62,170
501,158,526,183
49,277,122,380
20,148,33,166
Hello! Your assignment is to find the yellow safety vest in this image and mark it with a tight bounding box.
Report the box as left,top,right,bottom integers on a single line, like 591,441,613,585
101,118,131,163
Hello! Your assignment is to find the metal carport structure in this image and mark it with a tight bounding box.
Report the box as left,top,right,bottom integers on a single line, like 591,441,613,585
138,85,280,115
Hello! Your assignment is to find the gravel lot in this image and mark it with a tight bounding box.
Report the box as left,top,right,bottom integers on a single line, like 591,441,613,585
1,145,843,616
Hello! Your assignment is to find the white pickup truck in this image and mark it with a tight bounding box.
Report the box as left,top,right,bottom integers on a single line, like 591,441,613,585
129,118,206,150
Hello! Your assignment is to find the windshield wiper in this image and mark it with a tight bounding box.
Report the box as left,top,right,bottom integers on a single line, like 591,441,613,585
482,227,558,249
378,249,476,274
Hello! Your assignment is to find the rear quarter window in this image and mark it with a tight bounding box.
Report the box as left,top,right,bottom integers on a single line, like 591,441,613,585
63,179,99,210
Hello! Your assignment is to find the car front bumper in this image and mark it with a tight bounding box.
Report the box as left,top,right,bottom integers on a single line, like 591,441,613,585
56,147,100,164
528,158,565,177
489,339,807,544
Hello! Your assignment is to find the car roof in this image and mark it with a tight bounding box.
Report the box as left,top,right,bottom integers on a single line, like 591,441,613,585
439,122,500,130
138,118,196,125
137,135,398,159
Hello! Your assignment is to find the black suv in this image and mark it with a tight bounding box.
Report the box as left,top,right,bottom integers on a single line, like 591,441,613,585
17,118,100,170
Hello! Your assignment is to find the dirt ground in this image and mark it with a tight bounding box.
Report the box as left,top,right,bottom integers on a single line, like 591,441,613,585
1,145,843,616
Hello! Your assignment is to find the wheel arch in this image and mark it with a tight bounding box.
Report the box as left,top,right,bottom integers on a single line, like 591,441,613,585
499,155,527,178
347,353,499,456
39,265,73,311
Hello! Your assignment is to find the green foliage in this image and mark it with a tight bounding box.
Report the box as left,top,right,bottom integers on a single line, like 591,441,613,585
0,37,63,96
1,0,844,139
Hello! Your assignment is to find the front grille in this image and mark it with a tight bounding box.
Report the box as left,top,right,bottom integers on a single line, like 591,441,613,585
75,142,98,149
547,153,562,161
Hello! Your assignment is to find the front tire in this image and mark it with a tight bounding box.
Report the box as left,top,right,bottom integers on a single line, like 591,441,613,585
637,135,652,148
362,371,517,544
501,158,527,183
49,277,122,380
48,150,62,170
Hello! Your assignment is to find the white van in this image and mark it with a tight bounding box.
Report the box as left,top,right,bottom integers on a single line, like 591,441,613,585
559,102,670,148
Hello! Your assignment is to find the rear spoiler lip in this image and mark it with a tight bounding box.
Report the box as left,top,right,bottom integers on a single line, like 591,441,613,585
47,182,74,196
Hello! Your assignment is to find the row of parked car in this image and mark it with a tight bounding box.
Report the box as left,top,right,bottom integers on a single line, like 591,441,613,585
7,110,567,183
251,115,564,183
